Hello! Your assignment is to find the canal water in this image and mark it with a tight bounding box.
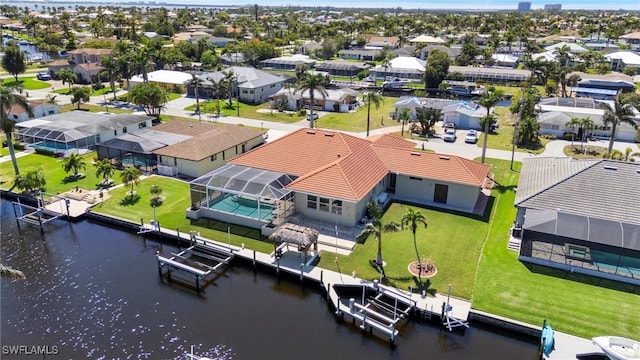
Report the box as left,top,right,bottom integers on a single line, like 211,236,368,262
0,199,538,359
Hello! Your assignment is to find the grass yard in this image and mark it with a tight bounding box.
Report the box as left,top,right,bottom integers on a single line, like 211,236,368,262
312,96,400,133
92,176,274,253
91,85,120,97
3,77,51,90
563,144,608,159
477,107,550,155
0,134,8,157
60,104,134,114
491,84,545,98
167,93,182,101
185,99,305,124
473,159,640,340
0,152,107,193
317,201,491,299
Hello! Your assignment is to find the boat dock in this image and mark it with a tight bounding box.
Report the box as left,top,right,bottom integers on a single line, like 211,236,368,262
156,231,235,292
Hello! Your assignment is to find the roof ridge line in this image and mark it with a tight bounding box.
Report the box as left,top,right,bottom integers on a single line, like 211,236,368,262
454,155,486,185
515,158,603,206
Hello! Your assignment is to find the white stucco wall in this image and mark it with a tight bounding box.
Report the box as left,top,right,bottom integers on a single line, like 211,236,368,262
394,175,479,212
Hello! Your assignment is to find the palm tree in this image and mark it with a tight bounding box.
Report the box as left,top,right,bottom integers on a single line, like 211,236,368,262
186,74,204,121
131,47,154,83
0,264,25,279
565,117,581,147
356,201,401,278
150,183,163,201
600,94,640,154
58,68,77,90
401,208,428,282
609,147,640,162
478,87,504,163
120,167,141,198
62,153,87,178
398,107,411,136
579,117,594,148
361,91,384,137
1,84,32,176
296,73,328,129
100,55,119,101
94,158,114,184
221,70,236,107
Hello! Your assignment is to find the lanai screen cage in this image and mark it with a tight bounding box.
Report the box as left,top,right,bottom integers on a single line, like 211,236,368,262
190,164,296,224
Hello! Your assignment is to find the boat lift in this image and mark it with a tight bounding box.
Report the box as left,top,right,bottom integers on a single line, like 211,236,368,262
332,281,417,344
156,232,235,292
441,284,469,331
12,194,68,232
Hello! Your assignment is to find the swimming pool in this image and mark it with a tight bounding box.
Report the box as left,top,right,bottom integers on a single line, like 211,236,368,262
591,250,640,276
30,140,76,153
208,194,276,221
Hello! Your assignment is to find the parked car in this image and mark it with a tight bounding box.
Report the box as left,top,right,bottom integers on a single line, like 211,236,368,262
465,130,478,144
444,122,455,129
36,72,51,81
307,113,319,121
443,128,457,142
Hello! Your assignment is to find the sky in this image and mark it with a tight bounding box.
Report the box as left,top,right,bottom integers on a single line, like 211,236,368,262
6,0,640,11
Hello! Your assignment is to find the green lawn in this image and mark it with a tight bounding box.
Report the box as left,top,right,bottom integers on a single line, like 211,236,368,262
0,152,106,193
3,77,51,90
0,134,8,157
477,107,550,155
317,201,491,299
60,104,134,114
92,176,274,253
312,96,400,133
473,159,640,340
185,99,305,124
91,85,120,97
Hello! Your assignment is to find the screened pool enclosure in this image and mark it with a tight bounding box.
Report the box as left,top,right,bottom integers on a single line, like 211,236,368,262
189,164,296,228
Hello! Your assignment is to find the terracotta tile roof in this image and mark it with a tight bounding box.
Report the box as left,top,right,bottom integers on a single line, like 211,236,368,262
367,133,416,150
286,134,389,201
374,147,490,186
152,120,264,161
230,128,490,201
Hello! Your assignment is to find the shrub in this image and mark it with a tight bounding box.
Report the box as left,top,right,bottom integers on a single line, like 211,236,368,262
298,109,307,116
34,148,56,156
13,143,25,150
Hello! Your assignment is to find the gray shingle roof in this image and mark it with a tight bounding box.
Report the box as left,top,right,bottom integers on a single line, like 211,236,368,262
516,157,640,225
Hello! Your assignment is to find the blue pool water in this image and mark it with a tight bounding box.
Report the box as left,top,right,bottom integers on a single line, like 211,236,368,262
31,140,75,153
591,250,640,276
208,194,276,221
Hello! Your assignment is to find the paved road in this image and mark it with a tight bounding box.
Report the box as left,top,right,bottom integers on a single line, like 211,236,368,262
15,86,640,164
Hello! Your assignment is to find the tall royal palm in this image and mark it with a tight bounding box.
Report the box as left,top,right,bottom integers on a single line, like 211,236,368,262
296,73,328,129
100,55,119,100
0,84,33,176
600,94,639,154
120,167,141,198
361,91,384,137
356,201,401,278
187,74,205,121
478,87,504,163
401,208,428,282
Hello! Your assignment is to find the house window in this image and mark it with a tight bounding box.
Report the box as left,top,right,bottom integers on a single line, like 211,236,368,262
174,158,177,166
319,197,329,212
241,144,246,153
222,151,225,160
409,176,422,181
211,154,217,161
138,122,146,128
123,127,128,133
48,110,55,115
307,195,317,209
13,115,18,119
331,200,342,215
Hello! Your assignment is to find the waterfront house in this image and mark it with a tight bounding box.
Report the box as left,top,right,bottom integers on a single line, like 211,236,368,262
259,55,316,71
15,111,153,154
270,87,359,113
187,67,286,105
392,97,488,129
96,120,265,177
338,49,380,61
536,97,640,142
67,48,113,65
514,157,640,285
314,59,369,77
188,129,492,230
370,56,425,81
605,51,640,73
